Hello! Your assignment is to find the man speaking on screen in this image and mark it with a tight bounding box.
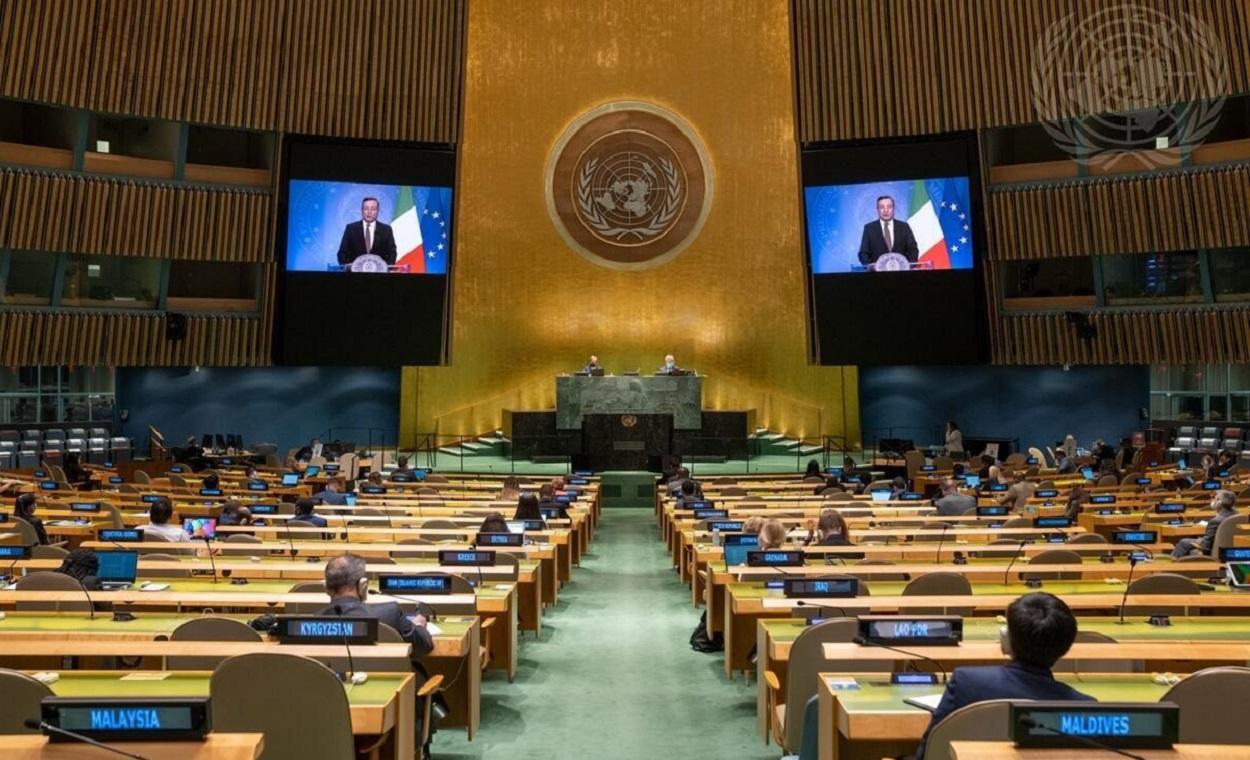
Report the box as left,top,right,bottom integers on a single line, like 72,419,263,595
857,195,918,266
337,196,398,267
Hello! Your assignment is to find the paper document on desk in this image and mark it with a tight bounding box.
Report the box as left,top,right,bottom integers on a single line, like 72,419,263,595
425,622,443,636
903,694,943,712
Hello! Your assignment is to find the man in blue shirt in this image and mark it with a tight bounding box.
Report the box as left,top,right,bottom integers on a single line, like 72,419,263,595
292,497,328,529
915,593,1094,760
315,479,350,507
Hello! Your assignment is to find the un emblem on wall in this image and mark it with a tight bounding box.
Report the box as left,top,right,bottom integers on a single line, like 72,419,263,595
546,101,713,270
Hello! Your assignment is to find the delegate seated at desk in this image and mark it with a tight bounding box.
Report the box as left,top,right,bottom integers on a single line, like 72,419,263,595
915,592,1093,760
1173,489,1237,559
294,497,329,528
144,497,187,542
317,478,350,506
933,478,975,517
581,355,604,375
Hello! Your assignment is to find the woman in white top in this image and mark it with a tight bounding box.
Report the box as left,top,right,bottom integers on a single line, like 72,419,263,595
944,421,965,459
143,497,186,542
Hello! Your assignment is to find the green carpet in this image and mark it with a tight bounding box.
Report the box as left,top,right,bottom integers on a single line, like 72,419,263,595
435,508,778,760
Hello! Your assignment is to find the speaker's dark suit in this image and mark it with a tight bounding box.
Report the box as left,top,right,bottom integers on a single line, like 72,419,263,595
915,662,1094,760
858,219,919,264
336,221,398,265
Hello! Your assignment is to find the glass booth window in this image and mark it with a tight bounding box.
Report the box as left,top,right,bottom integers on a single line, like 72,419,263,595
1101,252,1202,306
61,254,161,309
2,250,58,305
0,366,115,425
1209,247,1250,303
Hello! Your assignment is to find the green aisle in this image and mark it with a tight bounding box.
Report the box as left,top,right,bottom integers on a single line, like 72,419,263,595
436,509,778,760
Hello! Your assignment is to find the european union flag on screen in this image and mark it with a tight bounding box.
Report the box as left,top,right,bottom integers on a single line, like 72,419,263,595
925,178,973,269
416,186,452,275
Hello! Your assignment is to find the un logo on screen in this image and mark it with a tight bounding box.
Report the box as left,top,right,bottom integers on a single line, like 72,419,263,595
546,101,713,270
349,254,389,273
873,253,911,272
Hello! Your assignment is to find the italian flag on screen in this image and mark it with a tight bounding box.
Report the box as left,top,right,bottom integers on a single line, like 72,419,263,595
909,179,950,269
392,186,426,273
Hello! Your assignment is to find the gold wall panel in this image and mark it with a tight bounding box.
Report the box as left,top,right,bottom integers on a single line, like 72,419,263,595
402,0,857,445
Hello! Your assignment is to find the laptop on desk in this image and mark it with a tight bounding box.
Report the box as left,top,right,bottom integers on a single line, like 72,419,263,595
96,550,139,590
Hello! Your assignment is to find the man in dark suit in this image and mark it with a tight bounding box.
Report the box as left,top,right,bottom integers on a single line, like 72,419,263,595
292,497,329,528
317,554,438,754
336,196,398,266
914,593,1094,759
857,195,919,266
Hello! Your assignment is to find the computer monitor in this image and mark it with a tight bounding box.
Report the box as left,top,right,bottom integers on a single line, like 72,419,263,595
282,473,300,486
96,550,138,587
869,490,890,503
1081,466,1095,480
183,518,217,541
964,475,981,488
506,520,527,534
304,465,321,477
723,544,753,567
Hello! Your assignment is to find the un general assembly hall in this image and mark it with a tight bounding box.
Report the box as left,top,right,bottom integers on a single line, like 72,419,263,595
3,1,1250,759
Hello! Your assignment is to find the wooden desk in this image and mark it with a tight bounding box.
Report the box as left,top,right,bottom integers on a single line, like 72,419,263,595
722,584,1250,679
0,733,263,760
40,670,413,756
0,639,413,666
815,673,1171,760
756,615,1250,742
821,640,1250,664
950,742,1247,760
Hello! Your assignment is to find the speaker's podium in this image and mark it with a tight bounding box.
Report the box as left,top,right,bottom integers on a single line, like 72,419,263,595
557,374,702,470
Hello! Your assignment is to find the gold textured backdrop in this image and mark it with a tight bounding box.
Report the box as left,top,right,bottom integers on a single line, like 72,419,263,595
401,0,858,445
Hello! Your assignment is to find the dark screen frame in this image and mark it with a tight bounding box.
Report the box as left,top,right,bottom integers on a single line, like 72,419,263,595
799,132,989,365
274,135,458,366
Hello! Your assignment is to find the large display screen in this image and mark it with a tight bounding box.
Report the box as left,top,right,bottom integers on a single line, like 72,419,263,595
285,180,452,274
802,133,987,364
275,137,456,366
806,177,975,274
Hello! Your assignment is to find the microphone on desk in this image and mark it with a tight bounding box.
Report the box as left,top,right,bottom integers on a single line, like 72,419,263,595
1016,716,1146,760
1127,542,1155,560
852,635,948,683
332,603,366,684
1002,540,1029,585
1117,554,1142,625
201,535,218,584
935,523,950,564
282,519,298,558
23,718,150,760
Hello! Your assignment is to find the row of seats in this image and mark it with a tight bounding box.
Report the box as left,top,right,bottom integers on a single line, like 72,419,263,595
0,435,132,467
1170,425,1249,454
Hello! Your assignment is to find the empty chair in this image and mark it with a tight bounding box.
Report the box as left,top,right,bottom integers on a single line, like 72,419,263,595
1065,532,1107,557
284,581,327,615
133,470,151,484
424,474,448,484
31,545,69,560
420,518,460,530
14,572,92,612
763,619,864,752
933,455,954,470
220,533,265,557
8,517,42,548
1021,549,1083,581
0,668,54,734
86,427,106,439
1054,631,1141,673
21,430,41,443
712,477,738,485
142,553,193,577
922,699,1017,760
720,486,748,496
169,617,262,670
391,538,436,560
87,437,108,464
211,653,356,760
1213,513,1249,555
822,491,856,502
0,430,18,443
16,445,38,469
1124,573,1203,616
1162,666,1250,744
902,572,973,616
109,437,132,463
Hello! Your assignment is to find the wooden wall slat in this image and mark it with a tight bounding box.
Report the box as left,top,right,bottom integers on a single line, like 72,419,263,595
794,0,1250,143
